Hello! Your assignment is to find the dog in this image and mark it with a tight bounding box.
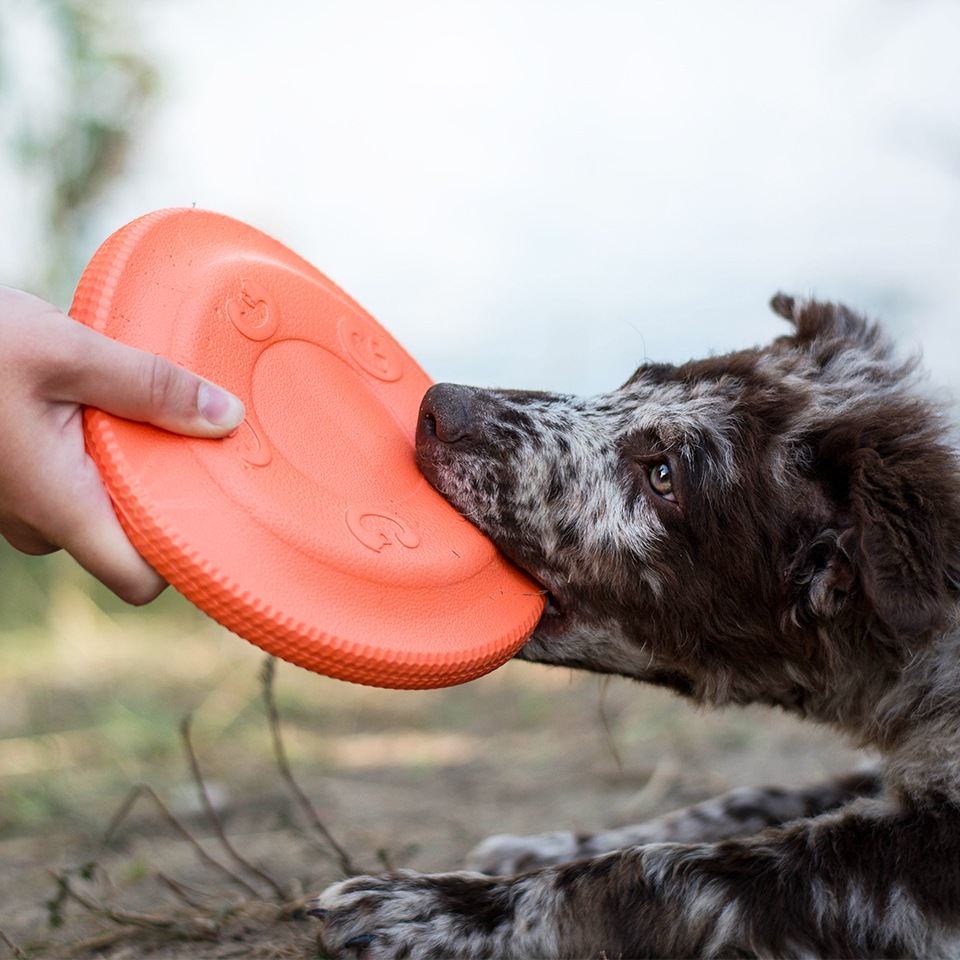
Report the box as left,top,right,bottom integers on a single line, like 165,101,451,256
310,295,960,958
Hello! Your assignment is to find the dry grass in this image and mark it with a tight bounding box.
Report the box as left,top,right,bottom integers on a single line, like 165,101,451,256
0,549,862,958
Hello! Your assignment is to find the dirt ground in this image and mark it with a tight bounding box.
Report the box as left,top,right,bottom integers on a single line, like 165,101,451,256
0,574,864,959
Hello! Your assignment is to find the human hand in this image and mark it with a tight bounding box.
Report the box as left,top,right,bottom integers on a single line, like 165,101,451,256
0,285,245,604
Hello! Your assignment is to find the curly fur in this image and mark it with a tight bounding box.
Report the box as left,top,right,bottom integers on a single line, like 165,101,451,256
310,296,960,959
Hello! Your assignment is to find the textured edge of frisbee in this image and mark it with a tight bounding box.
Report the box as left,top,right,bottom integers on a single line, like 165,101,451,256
73,209,544,688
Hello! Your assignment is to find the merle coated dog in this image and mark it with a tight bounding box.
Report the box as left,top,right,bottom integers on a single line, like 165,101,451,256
310,296,960,958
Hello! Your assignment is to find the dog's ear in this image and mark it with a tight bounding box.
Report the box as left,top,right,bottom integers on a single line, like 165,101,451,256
770,293,889,359
805,424,960,641
843,448,950,638
774,293,960,641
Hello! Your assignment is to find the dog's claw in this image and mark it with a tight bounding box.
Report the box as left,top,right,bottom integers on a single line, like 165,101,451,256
344,933,375,950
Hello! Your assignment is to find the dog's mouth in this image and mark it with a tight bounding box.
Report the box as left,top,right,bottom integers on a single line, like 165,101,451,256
536,588,568,635
416,443,569,635
414,384,572,639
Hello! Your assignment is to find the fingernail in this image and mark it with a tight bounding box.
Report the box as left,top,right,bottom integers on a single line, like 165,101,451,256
198,382,245,430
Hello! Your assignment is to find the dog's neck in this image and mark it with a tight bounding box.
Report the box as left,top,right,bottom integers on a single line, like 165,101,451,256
865,616,960,798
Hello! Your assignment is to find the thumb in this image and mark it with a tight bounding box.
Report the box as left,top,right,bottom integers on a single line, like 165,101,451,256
58,320,245,436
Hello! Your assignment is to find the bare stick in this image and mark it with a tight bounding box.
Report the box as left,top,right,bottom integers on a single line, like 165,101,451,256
158,872,215,912
98,781,146,852
260,656,357,876
376,842,418,873
180,715,289,899
66,929,136,954
0,926,26,960
49,870,220,940
98,783,262,899
597,676,624,772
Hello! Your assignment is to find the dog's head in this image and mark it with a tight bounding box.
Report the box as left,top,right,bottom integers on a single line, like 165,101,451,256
415,297,960,717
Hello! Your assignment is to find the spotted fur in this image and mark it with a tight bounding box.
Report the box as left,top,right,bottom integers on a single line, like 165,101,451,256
465,770,882,876
311,296,960,958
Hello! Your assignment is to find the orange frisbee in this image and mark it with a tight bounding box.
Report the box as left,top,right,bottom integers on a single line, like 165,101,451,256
71,208,543,689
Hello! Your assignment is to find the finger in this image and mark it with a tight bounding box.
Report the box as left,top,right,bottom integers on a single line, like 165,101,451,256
56,320,245,437
0,517,59,556
1,491,164,605
66,523,167,606
50,457,168,605
4,409,170,604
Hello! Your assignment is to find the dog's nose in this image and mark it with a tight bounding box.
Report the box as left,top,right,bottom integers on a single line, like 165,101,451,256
418,383,476,444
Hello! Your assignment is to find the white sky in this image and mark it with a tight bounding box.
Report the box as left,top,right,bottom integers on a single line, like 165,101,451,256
3,0,960,394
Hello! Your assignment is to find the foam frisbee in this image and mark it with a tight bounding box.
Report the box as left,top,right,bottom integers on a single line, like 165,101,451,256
71,208,544,689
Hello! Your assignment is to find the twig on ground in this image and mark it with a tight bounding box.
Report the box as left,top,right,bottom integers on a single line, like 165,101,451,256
598,676,624,772
64,928,137,954
99,782,262,899
180,714,290,899
0,926,26,959
260,656,358,876
36,662,365,953
157,872,217,912
615,755,684,823
376,843,419,872
274,891,317,921
48,870,220,941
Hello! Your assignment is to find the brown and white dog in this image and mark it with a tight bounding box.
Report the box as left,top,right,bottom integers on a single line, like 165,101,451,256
310,296,960,958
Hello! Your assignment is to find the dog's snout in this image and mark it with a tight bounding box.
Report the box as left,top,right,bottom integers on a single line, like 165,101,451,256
418,383,477,444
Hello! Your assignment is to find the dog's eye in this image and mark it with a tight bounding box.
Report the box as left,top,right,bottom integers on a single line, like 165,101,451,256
649,462,676,501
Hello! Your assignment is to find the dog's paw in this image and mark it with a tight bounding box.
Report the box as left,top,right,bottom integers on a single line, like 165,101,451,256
309,869,520,959
464,830,581,875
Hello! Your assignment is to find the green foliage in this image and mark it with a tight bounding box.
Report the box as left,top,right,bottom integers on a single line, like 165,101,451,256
1,0,158,302
0,542,55,632
0,538,202,634
0,0,160,622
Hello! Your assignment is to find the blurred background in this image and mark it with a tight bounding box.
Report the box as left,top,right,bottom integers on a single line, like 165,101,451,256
0,0,958,952
3,0,960,393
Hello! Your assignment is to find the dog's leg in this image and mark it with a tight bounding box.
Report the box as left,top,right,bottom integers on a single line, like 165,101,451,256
465,769,880,875
311,791,958,959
